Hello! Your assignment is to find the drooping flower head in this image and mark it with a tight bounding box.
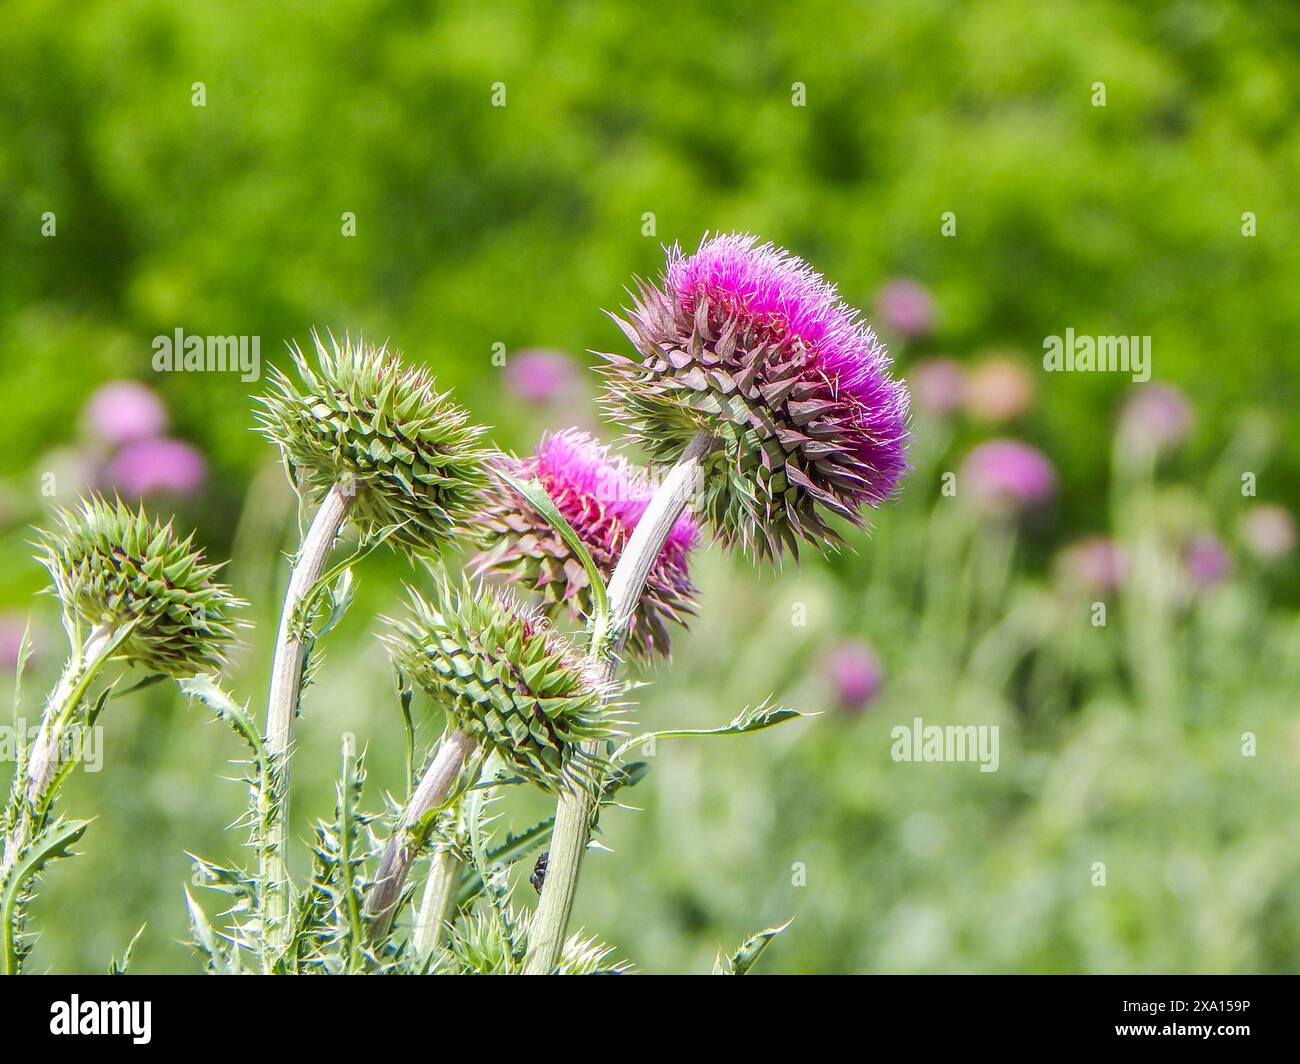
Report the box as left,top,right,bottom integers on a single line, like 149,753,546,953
600,233,910,561
473,429,698,658
36,497,244,675
382,581,620,791
960,439,1057,516
257,332,492,556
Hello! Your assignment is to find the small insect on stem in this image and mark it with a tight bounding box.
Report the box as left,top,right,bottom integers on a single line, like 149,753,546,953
530,850,549,894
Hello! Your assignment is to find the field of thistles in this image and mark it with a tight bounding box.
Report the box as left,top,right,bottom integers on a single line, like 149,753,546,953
0,1,1298,985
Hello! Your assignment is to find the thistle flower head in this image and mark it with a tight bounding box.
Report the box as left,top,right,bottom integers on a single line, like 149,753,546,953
960,439,1057,515
382,581,619,791
473,429,698,658
600,233,910,561
256,331,492,556
36,497,243,676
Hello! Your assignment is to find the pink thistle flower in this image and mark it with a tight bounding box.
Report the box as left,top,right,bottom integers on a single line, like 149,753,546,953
1056,536,1129,592
83,381,168,445
600,233,910,561
909,357,966,417
1183,533,1232,588
504,348,581,404
473,429,699,658
964,356,1034,423
1240,504,1296,561
960,439,1056,515
105,437,207,497
1119,383,1193,454
875,278,936,339
825,639,883,711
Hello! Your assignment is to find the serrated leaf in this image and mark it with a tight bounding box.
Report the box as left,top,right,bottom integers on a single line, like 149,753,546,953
2,818,91,974
613,698,802,762
713,919,791,975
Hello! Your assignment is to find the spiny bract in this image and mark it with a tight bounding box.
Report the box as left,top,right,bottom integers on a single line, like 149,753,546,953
599,233,910,561
472,428,698,659
256,331,492,555
382,582,619,791
36,497,243,675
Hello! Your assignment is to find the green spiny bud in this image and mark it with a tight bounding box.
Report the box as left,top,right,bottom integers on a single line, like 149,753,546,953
36,497,244,676
256,331,492,556
382,582,619,791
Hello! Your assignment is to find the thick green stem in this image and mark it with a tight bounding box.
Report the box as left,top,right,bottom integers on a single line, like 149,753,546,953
412,848,463,958
523,429,711,974
264,483,353,949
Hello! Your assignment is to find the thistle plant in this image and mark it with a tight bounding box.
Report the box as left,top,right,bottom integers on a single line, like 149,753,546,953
473,428,700,658
1,497,241,973
255,331,490,948
365,581,619,934
524,233,910,972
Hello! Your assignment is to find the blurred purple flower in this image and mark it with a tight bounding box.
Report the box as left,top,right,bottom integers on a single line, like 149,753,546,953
875,278,935,338
1183,534,1232,589
961,439,1056,514
105,437,207,497
825,639,883,711
0,613,29,671
965,356,1035,423
84,381,167,445
1119,383,1193,453
1240,504,1295,561
909,357,966,416
504,348,580,404
1057,536,1129,592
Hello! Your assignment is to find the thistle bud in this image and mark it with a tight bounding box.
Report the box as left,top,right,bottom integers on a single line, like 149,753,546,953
36,497,243,676
256,331,491,555
382,583,618,791
473,429,698,658
599,233,910,561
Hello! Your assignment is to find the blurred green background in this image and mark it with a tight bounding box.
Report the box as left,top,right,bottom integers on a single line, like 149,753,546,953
1,0,1298,973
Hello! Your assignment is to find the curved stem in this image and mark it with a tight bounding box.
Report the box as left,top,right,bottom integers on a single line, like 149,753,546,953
412,848,462,958
1,624,116,887
365,728,477,939
264,482,353,947
523,429,711,974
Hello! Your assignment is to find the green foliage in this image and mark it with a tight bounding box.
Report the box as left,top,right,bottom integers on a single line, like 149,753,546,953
1,818,90,974
714,920,791,975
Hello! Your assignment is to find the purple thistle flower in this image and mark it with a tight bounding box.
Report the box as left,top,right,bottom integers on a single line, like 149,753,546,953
960,439,1056,515
599,233,910,561
1056,536,1129,593
825,639,883,711
1119,383,1193,454
909,357,966,417
1183,533,1232,588
875,278,936,339
105,437,207,497
1240,504,1295,561
505,348,582,404
84,381,167,445
473,428,699,658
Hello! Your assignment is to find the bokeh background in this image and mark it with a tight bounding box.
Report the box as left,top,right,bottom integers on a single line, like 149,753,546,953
2,0,1298,973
